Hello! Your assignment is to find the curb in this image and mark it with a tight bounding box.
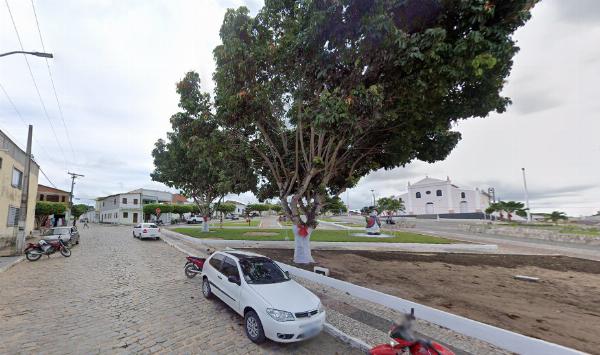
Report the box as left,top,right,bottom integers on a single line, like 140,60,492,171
0,256,25,273
323,323,372,353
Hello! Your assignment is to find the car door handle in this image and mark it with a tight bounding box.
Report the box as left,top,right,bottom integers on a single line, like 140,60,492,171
217,275,222,280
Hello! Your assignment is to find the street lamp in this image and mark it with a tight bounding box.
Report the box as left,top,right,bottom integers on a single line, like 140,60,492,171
521,168,532,223
371,189,376,208
0,51,53,58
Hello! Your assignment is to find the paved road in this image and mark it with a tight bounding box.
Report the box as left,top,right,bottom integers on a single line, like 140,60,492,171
0,224,359,354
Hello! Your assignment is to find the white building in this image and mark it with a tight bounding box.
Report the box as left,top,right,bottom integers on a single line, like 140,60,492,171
224,200,246,215
399,177,491,215
97,188,174,225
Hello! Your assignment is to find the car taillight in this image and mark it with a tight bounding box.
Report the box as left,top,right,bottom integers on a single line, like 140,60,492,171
158,228,160,232
143,229,147,233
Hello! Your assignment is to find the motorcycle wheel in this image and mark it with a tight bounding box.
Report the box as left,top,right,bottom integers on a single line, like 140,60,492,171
60,247,71,257
185,263,198,278
26,251,42,261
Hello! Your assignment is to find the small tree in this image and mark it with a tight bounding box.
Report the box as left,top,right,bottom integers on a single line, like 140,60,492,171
35,202,67,229
172,204,192,216
214,1,538,263
487,201,526,221
247,203,270,216
216,203,236,219
377,197,405,221
547,211,568,224
322,196,348,215
71,204,90,225
152,72,256,232
268,203,283,214
143,203,173,222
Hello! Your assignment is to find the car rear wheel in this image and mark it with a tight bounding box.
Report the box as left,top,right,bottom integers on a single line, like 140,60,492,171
245,310,266,344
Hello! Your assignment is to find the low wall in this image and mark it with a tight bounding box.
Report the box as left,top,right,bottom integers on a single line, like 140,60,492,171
462,224,600,245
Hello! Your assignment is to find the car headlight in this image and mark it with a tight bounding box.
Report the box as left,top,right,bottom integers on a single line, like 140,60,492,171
266,308,295,322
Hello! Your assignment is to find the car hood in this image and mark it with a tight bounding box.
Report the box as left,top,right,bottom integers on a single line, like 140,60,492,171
44,234,70,240
249,280,320,313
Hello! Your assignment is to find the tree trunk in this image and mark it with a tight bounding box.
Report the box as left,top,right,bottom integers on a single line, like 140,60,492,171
292,224,314,264
203,215,210,232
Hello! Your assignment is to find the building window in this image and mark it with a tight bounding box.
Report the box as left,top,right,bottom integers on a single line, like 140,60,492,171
61,196,66,202
436,190,442,196
133,199,138,205
416,192,421,199
11,168,23,188
123,212,128,218
7,206,20,226
114,213,117,218
461,192,466,199
426,190,431,195
114,198,116,204
0,157,2,169
40,194,45,201
103,202,105,206
122,198,127,204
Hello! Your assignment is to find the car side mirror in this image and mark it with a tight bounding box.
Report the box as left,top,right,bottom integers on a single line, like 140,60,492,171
284,271,290,279
228,275,241,285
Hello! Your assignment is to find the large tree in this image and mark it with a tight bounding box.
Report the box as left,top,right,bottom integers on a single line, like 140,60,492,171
152,72,256,232
35,201,67,229
247,203,270,216
322,195,348,215
213,0,537,263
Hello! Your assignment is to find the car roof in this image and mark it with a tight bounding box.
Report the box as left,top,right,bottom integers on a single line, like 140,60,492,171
220,250,268,261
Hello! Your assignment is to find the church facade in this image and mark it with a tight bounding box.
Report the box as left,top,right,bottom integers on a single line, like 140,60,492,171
399,177,491,215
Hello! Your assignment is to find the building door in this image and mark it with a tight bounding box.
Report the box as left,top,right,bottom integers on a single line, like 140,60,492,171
132,213,138,223
460,201,468,213
425,203,434,214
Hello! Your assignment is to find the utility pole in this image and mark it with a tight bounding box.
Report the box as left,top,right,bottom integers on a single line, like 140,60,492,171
346,190,350,216
15,125,33,254
521,168,532,223
68,172,85,226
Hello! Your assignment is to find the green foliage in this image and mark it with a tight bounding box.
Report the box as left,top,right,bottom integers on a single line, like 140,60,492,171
267,203,283,214
247,203,270,216
487,201,527,221
35,201,67,228
71,204,89,220
547,211,568,223
322,196,348,214
213,0,538,229
172,204,192,215
143,203,173,216
151,72,257,218
376,197,405,215
216,203,236,215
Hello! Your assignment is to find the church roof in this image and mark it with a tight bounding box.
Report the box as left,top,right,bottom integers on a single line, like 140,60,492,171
412,177,447,186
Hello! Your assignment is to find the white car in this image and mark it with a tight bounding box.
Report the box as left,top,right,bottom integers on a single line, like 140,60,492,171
201,250,325,343
132,223,160,240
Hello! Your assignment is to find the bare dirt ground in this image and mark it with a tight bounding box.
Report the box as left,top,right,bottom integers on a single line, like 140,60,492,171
247,249,600,354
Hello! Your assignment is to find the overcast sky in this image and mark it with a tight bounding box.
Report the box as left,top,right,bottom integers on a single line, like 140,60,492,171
1,0,598,216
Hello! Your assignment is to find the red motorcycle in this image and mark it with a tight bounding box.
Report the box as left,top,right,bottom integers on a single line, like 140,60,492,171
370,309,454,355
184,256,206,278
24,239,71,261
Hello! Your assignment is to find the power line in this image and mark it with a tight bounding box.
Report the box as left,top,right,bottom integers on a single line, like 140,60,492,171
38,165,57,188
4,0,68,171
30,0,76,164
0,80,55,166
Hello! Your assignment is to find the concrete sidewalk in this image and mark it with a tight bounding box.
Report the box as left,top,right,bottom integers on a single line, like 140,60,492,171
0,256,24,273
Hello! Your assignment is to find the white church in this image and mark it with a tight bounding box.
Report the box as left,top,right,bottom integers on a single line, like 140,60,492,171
398,177,491,215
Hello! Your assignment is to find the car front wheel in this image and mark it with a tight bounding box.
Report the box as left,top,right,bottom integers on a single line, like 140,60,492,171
244,310,266,344
202,277,212,299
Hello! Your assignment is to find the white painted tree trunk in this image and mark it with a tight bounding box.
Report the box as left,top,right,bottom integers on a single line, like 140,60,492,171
292,225,314,264
203,216,209,232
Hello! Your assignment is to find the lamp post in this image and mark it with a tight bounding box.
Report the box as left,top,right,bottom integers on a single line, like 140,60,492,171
0,51,53,58
371,189,376,208
521,168,532,223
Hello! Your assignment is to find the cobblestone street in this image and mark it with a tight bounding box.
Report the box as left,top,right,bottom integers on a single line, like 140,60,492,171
0,224,358,354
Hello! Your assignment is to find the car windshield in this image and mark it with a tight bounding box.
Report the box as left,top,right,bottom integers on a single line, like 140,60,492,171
44,227,70,236
239,257,290,284
145,224,158,228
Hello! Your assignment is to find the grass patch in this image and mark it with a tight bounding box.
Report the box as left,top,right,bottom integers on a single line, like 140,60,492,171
210,220,260,227
173,228,453,244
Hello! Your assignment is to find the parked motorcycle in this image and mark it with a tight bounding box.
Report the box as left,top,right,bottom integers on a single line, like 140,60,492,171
24,239,71,261
370,308,454,355
184,256,206,278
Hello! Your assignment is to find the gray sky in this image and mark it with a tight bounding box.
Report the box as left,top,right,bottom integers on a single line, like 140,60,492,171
1,0,598,216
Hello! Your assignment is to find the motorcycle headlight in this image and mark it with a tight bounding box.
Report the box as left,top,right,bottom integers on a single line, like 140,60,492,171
266,308,295,322
389,338,400,347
